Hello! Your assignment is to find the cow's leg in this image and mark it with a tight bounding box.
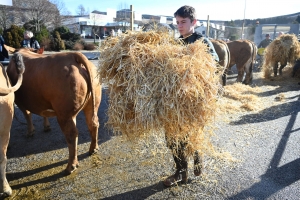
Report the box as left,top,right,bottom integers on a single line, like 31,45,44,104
279,62,287,76
222,68,227,86
43,117,51,132
236,65,244,83
0,133,12,197
19,109,35,136
83,88,101,155
242,62,253,85
83,108,99,155
273,63,278,77
292,61,300,77
57,117,79,174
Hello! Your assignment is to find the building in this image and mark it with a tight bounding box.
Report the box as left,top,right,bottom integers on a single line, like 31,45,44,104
63,9,142,39
62,9,228,40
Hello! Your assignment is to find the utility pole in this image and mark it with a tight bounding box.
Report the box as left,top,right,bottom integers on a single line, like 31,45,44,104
130,5,134,31
206,15,210,38
241,0,246,39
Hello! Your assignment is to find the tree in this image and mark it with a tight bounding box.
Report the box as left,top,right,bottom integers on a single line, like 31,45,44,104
52,31,65,51
12,0,59,32
0,5,10,31
90,12,102,43
3,25,24,48
76,4,88,16
50,0,71,28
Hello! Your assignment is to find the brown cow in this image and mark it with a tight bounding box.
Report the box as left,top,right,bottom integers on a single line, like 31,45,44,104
211,39,230,85
226,40,257,84
0,53,25,197
6,49,102,174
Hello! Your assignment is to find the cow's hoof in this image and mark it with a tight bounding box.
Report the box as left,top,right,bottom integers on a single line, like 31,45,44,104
44,126,51,132
0,187,12,198
89,148,99,155
26,130,35,137
64,163,79,175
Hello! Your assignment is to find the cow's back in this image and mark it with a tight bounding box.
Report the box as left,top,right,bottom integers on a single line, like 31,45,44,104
227,40,253,67
7,50,94,117
211,39,230,69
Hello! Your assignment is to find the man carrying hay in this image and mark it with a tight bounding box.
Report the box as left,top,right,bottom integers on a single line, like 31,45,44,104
98,5,221,189
163,5,219,187
176,6,219,63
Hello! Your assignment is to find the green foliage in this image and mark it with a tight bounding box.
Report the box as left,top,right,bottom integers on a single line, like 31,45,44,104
53,26,69,35
3,25,24,48
52,31,65,51
23,20,36,33
35,26,50,44
229,35,238,41
52,26,81,49
227,14,300,27
61,31,81,42
64,40,76,49
225,20,236,27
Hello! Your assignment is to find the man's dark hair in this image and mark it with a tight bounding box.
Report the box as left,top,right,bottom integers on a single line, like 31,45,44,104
174,5,197,22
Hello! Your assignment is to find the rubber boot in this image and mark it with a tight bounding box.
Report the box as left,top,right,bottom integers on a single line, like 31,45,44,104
193,151,203,176
163,150,188,187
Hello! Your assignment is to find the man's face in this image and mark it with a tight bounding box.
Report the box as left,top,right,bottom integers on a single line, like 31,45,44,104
176,16,196,38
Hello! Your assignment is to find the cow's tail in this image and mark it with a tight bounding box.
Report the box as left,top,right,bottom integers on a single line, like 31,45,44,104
0,52,25,95
222,42,231,86
249,40,257,76
75,52,97,121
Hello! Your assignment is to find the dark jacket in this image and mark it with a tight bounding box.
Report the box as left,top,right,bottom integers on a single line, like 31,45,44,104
20,37,40,49
0,35,9,61
258,38,272,48
179,32,219,62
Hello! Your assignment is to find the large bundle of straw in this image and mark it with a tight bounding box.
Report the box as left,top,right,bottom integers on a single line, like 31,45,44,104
262,34,300,78
98,31,221,155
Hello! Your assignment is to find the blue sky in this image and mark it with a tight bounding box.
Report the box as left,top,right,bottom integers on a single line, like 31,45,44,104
62,0,300,21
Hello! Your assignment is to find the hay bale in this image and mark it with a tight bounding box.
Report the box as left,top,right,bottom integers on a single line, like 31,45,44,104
98,30,221,156
262,34,300,78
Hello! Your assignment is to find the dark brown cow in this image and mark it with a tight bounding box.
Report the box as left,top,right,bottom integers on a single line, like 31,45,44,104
226,40,257,84
211,39,230,85
6,49,102,174
0,53,25,197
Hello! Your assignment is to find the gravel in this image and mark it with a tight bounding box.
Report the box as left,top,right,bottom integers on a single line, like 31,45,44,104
3,61,300,200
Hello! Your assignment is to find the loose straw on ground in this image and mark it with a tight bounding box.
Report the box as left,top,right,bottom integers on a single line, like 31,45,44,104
98,30,222,156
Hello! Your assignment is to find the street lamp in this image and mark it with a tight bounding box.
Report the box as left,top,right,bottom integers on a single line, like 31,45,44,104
241,0,246,39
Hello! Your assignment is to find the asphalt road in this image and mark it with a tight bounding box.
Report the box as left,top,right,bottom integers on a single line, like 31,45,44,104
2,59,300,199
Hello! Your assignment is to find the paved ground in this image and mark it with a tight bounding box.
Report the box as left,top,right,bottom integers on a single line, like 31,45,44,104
2,56,300,199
